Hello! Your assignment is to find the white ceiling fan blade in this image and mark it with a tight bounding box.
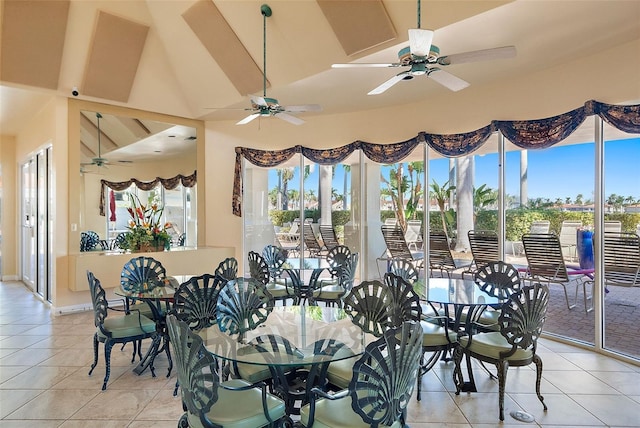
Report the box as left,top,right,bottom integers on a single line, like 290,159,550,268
428,69,470,91
236,113,261,125
437,46,516,66
332,63,400,69
283,104,322,113
408,28,434,57
368,73,409,95
276,112,305,125
250,96,268,107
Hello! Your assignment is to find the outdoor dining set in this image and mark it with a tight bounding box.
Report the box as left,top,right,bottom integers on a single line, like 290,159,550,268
83,218,640,427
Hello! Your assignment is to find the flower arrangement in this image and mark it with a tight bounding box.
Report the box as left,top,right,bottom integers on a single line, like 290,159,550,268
122,194,171,252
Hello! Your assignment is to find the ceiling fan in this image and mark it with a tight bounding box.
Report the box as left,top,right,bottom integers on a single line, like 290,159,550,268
81,112,132,167
331,0,516,95
236,4,321,125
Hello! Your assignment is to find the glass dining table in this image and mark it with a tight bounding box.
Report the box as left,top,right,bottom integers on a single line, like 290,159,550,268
198,305,371,423
421,276,503,392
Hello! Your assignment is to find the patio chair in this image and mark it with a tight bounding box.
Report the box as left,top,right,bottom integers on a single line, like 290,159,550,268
429,231,471,278
319,225,340,251
87,271,158,390
405,219,423,250
465,230,500,277
302,223,326,257
214,257,238,282
378,224,424,277
454,283,549,421
166,315,286,428
603,232,640,287
248,251,297,305
604,220,622,233
559,220,583,261
512,220,550,255
300,322,423,428
522,233,593,312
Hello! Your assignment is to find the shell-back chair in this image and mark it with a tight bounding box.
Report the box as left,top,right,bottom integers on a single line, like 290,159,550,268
166,315,286,428
453,283,550,421
300,322,423,428
87,271,157,390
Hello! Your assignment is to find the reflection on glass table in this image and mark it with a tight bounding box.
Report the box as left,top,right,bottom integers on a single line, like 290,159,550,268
199,305,371,422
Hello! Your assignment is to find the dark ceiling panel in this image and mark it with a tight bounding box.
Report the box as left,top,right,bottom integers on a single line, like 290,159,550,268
82,11,149,102
0,0,70,89
317,0,397,56
182,0,266,96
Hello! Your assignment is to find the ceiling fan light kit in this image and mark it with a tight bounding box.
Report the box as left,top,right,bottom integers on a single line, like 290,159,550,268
332,0,516,95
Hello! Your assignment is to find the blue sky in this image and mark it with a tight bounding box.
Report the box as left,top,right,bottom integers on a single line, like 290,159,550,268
268,137,640,202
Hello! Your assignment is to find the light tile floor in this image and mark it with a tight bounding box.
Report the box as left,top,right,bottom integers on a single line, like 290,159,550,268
2,280,640,427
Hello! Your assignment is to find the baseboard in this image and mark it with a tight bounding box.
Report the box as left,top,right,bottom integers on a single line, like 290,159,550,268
52,303,93,316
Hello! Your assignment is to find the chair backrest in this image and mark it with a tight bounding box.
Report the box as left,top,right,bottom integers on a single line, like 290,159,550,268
348,322,423,427
166,315,219,419
247,251,270,285
429,231,456,270
389,258,419,284
380,224,413,260
262,245,287,278
338,252,359,292
111,232,129,250
498,283,549,355
214,257,238,282
559,220,582,247
80,231,100,252
173,274,226,331
326,245,352,276
467,230,499,267
343,275,420,337
303,223,323,255
474,261,521,300
529,220,550,234
319,225,340,250
216,279,273,336
404,220,423,246
522,234,569,282
603,232,640,286
604,220,622,233
120,256,167,292
87,271,108,328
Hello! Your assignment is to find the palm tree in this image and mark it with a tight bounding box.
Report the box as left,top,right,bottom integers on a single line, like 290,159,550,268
430,179,455,237
473,184,497,225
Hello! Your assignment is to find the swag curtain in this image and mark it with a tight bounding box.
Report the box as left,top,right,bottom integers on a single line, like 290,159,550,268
99,171,197,216
233,100,640,216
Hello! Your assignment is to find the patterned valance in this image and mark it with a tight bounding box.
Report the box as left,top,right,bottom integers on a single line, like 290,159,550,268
99,171,197,216
233,100,640,216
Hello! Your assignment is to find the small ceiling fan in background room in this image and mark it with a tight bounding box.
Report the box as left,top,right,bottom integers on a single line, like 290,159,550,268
332,0,516,95
81,112,132,170
236,4,321,125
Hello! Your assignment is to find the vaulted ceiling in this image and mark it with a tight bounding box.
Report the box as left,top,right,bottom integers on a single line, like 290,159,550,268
2,0,640,137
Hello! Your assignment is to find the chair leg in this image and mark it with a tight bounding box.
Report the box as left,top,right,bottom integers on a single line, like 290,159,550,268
533,354,547,411
88,333,99,376
497,359,509,421
452,346,465,394
103,340,114,390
